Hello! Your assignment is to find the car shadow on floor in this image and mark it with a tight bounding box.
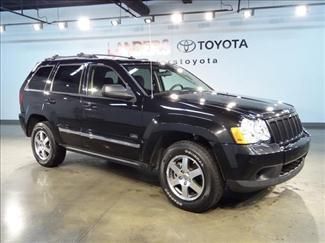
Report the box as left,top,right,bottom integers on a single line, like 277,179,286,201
61,153,274,209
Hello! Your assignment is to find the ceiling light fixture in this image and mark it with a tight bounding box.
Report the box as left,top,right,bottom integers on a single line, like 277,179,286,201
77,17,90,31
295,5,308,17
171,12,183,24
111,19,121,26
0,25,5,33
204,12,215,21
58,22,68,30
33,23,43,31
243,9,254,19
144,16,154,24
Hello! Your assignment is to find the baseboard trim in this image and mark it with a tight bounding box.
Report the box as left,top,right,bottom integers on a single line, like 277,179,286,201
1,120,324,129
302,123,325,129
0,120,20,125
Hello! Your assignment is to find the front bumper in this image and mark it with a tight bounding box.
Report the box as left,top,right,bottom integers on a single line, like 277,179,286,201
215,131,310,192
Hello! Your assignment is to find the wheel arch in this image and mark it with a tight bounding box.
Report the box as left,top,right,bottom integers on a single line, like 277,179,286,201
26,114,48,136
26,114,62,144
142,123,225,180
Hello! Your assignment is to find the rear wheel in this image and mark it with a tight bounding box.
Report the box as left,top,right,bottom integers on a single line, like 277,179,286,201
31,121,66,167
160,140,224,213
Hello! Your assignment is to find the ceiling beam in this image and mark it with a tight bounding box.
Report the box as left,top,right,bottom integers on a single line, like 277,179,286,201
0,0,115,11
119,0,150,16
0,6,51,23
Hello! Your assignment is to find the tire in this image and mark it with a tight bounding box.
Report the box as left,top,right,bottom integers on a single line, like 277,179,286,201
31,121,66,168
159,140,224,213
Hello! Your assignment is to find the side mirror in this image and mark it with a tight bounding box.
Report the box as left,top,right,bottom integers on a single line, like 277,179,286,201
102,84,135,101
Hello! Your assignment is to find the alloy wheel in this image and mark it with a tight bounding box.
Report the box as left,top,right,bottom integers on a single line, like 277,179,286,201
34,130,52,161
166,155,205,201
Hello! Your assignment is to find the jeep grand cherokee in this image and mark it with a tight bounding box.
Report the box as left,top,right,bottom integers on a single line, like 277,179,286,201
19,53,310,212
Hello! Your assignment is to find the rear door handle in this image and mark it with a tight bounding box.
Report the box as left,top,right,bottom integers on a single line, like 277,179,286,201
45,97,56,104
83,102,97,109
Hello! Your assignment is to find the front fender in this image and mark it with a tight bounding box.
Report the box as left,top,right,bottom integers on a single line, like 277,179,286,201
143,114,233,144
141,114,233,166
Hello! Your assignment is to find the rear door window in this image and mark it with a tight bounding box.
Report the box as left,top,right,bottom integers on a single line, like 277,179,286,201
52,65,84,94
27,66,53,90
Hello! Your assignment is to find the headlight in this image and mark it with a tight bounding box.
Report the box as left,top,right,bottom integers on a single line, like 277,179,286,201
231,118,271,144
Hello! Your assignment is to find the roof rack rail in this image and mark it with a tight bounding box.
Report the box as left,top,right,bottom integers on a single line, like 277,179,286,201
45,53,96,61
44,53,143,61
94,54,149,61
93,54,136,60
77,52,97,58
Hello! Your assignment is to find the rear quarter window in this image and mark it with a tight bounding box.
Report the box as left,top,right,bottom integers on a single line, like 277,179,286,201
27,66,53,90
52,65,84,94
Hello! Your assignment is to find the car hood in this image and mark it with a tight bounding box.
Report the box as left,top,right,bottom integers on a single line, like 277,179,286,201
162,91,295,119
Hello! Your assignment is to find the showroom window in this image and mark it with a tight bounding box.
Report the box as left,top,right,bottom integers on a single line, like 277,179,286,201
52,65,83,94
27,66,53,90
88,65,126,96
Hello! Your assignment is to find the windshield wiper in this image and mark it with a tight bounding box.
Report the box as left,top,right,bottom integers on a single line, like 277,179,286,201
182,87,196,91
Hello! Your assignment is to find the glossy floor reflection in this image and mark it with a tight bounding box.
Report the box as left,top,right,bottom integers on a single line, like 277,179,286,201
1,125,324,243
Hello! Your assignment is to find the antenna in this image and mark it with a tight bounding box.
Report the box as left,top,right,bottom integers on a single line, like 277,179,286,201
148,20,154,99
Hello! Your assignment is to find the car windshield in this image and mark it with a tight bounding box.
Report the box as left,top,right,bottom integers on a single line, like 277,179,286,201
123,63,212,95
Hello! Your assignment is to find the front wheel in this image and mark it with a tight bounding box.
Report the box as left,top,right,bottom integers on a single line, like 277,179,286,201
160,141,224,213
31,121,66,167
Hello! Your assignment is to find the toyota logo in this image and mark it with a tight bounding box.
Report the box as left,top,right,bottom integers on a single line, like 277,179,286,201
177,40,196,53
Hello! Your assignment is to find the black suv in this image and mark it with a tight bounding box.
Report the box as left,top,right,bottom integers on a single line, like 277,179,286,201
19,53,310,212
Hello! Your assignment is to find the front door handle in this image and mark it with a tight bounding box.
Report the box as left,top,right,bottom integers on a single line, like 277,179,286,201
45,97,56,104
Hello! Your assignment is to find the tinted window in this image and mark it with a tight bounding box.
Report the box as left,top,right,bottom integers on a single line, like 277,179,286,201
157,68,199,91
128,67,153,92
124,64,211,93
124,66,159,94
52,65,83,93
27,66,53,90
88,65,125,96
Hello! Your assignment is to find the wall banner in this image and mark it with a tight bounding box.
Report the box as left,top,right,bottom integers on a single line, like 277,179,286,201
107,37,248,66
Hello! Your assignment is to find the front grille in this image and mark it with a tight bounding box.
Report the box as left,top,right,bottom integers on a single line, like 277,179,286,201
267,113,303,145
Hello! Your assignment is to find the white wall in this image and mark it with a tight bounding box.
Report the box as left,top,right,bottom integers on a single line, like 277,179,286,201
1,1,325,122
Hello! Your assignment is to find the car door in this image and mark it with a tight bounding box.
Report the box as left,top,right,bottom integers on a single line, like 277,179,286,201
46,63,87,148
81,62,143,161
